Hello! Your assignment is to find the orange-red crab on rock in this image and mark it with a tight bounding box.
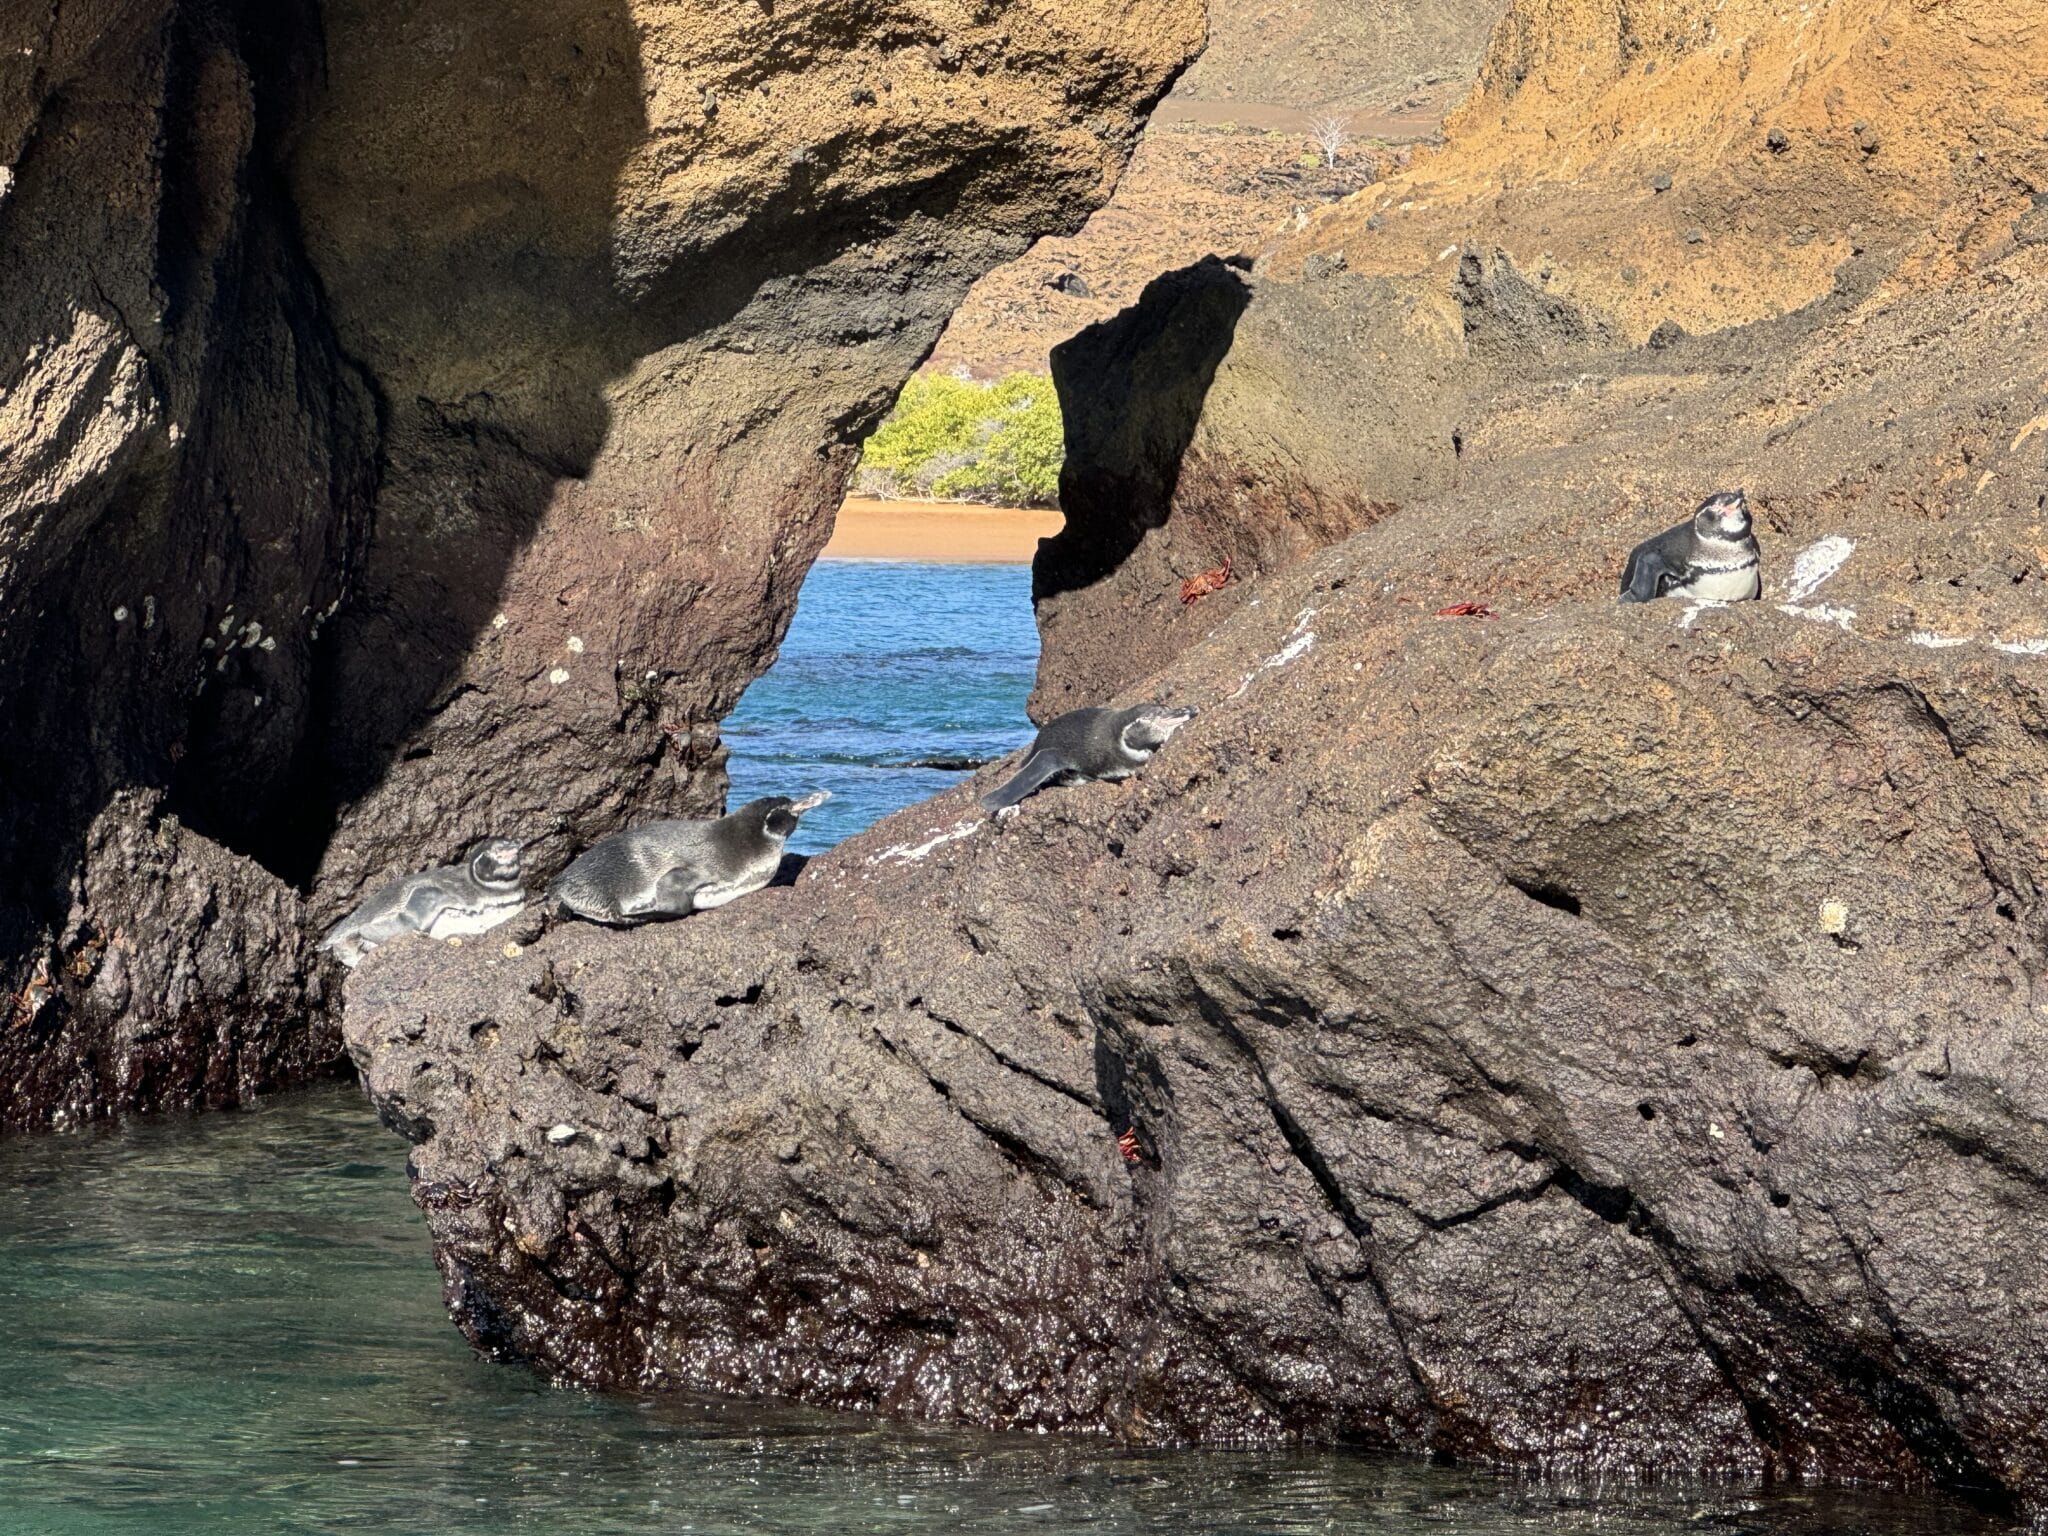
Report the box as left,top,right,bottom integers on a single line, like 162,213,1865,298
1179,557,1233,605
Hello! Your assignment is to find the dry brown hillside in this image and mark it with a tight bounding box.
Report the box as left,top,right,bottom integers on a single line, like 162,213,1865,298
1280,0,2048,339
928,1,1513,375
1177,0,1508,111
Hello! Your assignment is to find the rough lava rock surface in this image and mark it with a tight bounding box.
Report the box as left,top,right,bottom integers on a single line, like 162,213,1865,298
0,0,1203,1129
346,1,2048,1500
349,457,2048,1506
1033,0,2048,713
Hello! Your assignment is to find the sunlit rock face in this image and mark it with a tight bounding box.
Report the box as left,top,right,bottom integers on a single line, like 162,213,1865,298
347,0,2048,1513
0,0,1203,1131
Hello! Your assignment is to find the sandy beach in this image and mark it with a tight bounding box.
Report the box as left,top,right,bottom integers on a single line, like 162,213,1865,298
822,497,1064,564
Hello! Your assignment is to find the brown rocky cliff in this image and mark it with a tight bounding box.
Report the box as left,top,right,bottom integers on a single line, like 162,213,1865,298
344,0,2048,1513
1035,0,2048,713
0,0,1203,1130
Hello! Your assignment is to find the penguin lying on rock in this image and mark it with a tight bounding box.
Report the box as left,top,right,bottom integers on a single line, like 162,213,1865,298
981,702,1198,815
549,792,831,926
321,837,529,967
1619,489,1761,604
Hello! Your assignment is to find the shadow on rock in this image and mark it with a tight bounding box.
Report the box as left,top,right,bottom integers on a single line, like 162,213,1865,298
1034,257,1250,716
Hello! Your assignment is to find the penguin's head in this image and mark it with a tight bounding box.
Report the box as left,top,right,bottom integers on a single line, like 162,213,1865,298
466,837,527,890
1123,703,1199,753
742,790,833,842
1693,489,1752,541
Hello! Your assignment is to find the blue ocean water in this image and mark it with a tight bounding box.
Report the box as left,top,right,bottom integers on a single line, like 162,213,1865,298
0,1087,2006,1536
0,563,2014,1534
723,561,1042,854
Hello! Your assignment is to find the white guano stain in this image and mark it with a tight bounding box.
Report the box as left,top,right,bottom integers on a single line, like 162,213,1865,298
1777,602,1857,631
1230,607,1318,699
547,667,570,686
1783,536,1854,603
870,819,982,865
1676,598,1728,631
1993,637,2048,657
1910,632,1973,649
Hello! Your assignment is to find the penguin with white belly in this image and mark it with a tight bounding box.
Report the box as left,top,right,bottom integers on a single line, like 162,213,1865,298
980,702,1198,815
321,837,529,966
1619,490,1762,604
549,792,831,926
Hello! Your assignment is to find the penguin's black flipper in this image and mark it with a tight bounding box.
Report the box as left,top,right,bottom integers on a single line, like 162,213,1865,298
1618,540,1674,602
399,880,448,931
646,867,707,919
547,877,621,927
981,750,1066,814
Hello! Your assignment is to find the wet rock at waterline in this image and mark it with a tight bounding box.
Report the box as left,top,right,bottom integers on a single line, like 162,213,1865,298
344,44,2048,1477
0,0,1203,1130
349,446,2048,1509
0,791,333,1134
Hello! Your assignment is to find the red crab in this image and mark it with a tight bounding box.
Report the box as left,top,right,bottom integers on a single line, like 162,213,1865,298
1116,1127,1146,1165
1435,600,1498,620
1180,557,1234,606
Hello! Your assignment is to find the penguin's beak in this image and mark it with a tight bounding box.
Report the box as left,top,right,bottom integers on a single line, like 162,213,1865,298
791,790,832,814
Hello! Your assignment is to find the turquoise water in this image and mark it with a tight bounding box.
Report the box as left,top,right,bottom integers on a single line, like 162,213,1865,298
0,1086,2010,1535
723,561,1041,854
0,562,2017,1533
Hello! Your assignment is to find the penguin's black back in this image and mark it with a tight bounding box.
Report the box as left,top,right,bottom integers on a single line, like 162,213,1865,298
1619,520,1696,602
1029,706,1147,774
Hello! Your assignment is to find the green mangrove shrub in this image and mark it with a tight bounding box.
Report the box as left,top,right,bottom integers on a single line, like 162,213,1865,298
855,372,1063,508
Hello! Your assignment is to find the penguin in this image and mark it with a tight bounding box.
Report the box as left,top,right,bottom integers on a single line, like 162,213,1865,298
1619,489,1762,604
980,702,1198,815
549,791,831,926
320,837,528,967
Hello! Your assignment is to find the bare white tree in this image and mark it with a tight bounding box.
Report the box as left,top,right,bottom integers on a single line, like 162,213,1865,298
1306,113,1353,168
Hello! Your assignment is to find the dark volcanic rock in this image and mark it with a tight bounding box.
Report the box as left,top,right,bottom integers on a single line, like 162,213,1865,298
342,0,2048,1511
0,0,374,1127
0,0,1203,1130
349,213,2048,1509
1,791,333,1134
1034,256,1483,718
2016,197,2048,248
348,536,2048,1501
1032,249,1596,718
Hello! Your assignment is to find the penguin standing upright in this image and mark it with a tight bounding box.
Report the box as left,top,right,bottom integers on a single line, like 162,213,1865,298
321,837,528,966
980,702,1198,815
549,791,831,926
1619,490,1762,604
